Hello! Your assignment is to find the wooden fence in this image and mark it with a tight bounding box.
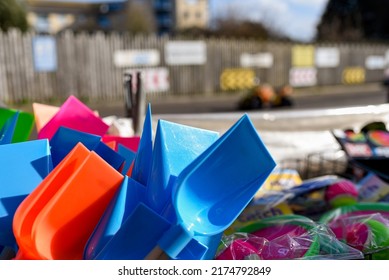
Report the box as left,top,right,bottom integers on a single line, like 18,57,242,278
0,29,388,104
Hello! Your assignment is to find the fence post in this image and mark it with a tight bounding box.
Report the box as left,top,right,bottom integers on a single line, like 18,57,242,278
124,71,146,136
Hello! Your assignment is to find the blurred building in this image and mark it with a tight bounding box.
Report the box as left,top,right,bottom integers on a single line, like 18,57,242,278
26,0,209,34
26,0,127,33
175,0,208,31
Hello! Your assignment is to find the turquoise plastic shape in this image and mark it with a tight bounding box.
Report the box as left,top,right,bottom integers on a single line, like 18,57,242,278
158,114,276,258
0,139,52,248
37,95,109,140
0,112,19,145
117,144,136,175
93,203,171,260
84,176,146,259
131,104,153,186
146,119,219,215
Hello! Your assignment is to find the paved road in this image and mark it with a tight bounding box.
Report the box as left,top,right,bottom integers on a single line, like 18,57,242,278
93,83,388,117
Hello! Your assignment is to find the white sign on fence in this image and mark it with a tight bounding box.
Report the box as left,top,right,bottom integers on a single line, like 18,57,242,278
315,47,340,68
32,36,57,72
240,52,273,68
165,41,206,65
125,67,169,93
289,67,317,87
365,56,386,70
114,49,160,67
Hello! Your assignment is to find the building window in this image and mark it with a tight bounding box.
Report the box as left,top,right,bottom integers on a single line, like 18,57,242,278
182,11,189,19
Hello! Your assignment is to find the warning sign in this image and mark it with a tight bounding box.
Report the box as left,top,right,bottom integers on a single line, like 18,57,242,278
292,45,315,67
125,67,169,93
289,67,317,87
220,68,256,91
342,67,365,84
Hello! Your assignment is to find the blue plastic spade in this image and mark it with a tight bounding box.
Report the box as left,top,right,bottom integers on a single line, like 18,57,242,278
0,112,19,145
117,144,136,175
91,119,220,260
50,126,101,166
84,176,146,259
147,119,219,215
50,126,125,170
93,203,171,260
153,114,276,259
131,104,153,186
0,139,52,248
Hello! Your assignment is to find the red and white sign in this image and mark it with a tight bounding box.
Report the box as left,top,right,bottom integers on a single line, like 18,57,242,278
125,67,169,93
289,67,317,87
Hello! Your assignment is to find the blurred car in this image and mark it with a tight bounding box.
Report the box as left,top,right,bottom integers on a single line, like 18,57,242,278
238,84,294,110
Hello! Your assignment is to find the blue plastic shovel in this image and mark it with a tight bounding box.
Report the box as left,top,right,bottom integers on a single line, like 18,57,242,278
147,119,220,215
147,114,276,259
83,175,146,259
84,105,154,259
117,144,136,175
50,126,125,170
90,119,220,260
131,104,153,186
0,139,52,248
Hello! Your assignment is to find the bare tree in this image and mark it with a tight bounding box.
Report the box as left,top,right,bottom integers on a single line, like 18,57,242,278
125,0,156,34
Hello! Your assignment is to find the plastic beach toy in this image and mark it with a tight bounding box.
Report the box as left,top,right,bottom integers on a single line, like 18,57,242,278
37,95,109,140
320,203,389,259
148,114,276,259
217,214,363,260
0,139,52,248
0,108,34,142
131,104,153,186
83,107,153,259
13,143,124,259
147,119,220,215
50,126,125,170
234,215,320,259
0,111,19,145
88,118,221,260
32,102,59,133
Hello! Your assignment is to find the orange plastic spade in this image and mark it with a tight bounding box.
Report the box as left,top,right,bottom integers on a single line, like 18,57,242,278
13,143,89,259
13,143,124,260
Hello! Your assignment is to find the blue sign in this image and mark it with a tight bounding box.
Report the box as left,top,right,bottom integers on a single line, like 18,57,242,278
32,36,58,72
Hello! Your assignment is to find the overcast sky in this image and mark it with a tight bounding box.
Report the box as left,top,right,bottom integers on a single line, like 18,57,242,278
209,0,329,42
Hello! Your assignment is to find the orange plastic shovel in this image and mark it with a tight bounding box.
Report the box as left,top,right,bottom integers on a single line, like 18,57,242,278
13,143,124,260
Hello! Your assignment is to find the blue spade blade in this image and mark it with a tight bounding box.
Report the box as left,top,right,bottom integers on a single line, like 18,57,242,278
131,104,153,186
117,144,136,175
94,203,171,260
159,114,276,258
50,126,101,166
175,233,223,260
146,119,219,215
94,141,125,171
50,126,125,170
0,112,19,145
0,139,52,248
84,176,146,259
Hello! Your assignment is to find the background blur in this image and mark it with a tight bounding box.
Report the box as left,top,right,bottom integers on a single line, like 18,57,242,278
1,0,389,106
